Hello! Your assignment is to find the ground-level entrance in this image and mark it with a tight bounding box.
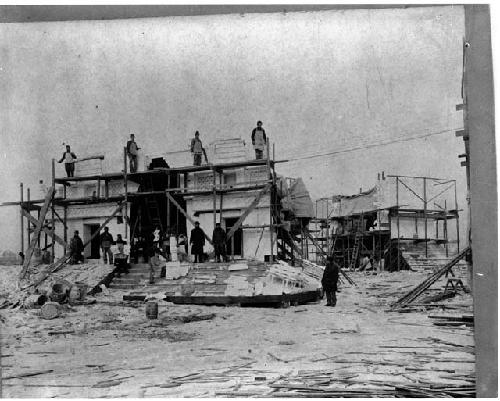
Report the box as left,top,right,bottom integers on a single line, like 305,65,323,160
84,223,101,259
225,217,243,258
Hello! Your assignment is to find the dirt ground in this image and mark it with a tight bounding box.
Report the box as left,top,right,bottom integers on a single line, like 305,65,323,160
0,266,474,398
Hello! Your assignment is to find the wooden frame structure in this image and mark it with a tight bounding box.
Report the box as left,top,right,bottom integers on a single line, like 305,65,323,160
5,144,284,265
306,175,460,269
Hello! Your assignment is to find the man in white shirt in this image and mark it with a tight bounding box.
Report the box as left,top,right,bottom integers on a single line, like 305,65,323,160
251,121,267,159
57,145,77,177
126,134,140,173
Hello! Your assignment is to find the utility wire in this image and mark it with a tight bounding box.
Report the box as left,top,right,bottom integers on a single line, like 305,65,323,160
285,127,463,162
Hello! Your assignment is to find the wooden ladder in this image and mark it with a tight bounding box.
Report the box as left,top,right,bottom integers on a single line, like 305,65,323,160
348,233,362,270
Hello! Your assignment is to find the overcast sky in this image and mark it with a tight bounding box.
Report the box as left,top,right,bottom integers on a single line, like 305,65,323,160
0,6,467,251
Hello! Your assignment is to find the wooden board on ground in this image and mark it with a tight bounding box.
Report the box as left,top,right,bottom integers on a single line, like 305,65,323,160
165,289,321,307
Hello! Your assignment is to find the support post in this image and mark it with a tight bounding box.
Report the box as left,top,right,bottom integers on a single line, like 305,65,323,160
267,141,273,262
219,171,224,224
212,167,217,231
20,183,24,255
27,188,31,248
444,200,449,257
454,180,460,253
123,147,128,239
51,159,55,260
396,177,400,271
63,205,67,256
423,177,428,258
167,174,171,234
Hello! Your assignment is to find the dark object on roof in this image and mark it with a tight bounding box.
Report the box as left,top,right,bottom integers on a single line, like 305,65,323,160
149,157,170,170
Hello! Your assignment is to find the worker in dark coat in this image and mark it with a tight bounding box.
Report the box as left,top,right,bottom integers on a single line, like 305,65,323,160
321,255,339,307
212,223,227,263
69,230,84,264
190,221,206,263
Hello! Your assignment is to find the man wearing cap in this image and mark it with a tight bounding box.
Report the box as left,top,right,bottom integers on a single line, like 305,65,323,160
69,230,84,264
190,131,204,166
100,227,114,265
321,255,339,307
212,222,227,263
126,134,140,173
251,121,267,160
190,221,206,263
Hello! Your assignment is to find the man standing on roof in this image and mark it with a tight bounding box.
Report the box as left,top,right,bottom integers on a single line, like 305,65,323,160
100,227,114,265
190,221,206,263
251,121,267,160
58,145,77,177
190,131,204,166
126,134,140,173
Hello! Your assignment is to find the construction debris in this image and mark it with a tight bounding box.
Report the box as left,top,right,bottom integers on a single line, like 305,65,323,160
391,247,470,309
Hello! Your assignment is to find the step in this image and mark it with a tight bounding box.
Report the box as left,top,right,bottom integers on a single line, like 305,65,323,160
109,283,145,289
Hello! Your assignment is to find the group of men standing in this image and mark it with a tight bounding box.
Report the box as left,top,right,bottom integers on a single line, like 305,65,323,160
58,121,267,178
189,221,227,263
191,121,268,166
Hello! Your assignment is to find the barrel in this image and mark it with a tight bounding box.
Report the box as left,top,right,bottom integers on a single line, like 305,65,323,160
49,283,67,303
146,301,158,319
41,302,60,320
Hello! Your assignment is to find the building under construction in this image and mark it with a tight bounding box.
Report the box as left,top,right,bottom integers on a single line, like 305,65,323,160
305,172,461,271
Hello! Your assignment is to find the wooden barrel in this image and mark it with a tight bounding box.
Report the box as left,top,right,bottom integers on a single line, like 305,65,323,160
49,283,67,303
41,302,60,320
146,301,158,319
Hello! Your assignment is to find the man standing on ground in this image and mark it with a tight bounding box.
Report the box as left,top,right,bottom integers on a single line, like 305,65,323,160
58,145,77,177
321,255,339,307
126,134,140,173
190,131,204,166
212,222,227,263
100,227,114,265
69,230,84,264
190,221,206,263
251,121,267,160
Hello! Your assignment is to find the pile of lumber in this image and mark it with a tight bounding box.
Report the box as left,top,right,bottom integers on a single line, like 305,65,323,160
391,247,470,309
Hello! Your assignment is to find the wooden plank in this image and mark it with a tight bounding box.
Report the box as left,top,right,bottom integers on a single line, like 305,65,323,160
165,192,213,244
22,209,67,248
226,183,271,242
19,187,55,279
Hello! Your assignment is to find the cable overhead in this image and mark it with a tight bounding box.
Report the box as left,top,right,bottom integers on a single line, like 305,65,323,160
285,127,463,162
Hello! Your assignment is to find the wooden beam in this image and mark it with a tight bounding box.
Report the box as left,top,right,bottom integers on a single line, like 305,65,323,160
22,209,67,248
226,184,271,242
19,187,55,279
19,203,125,290
165,192,213,244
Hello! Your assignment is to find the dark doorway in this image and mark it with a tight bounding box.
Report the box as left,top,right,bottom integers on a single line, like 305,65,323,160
88,224,101,259
225,217,243,257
